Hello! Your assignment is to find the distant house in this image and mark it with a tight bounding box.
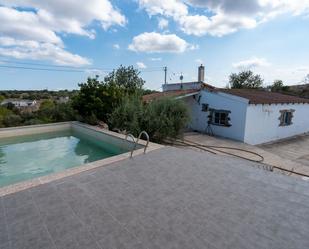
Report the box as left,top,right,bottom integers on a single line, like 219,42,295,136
1,99,37,107
143,66,309,145
57,96,70,104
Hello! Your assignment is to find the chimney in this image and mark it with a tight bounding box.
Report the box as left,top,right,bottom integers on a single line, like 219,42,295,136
198,64,205,82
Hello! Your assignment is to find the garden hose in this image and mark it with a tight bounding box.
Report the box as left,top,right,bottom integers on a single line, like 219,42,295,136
165,138,309,178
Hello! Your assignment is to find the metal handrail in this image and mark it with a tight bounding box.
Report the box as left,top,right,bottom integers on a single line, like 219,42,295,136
125,131,150,158
125,133,136,158
136,131,150,154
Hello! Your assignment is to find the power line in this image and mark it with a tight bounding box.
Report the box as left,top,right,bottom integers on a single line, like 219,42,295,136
0,59,165,73
0,64,165,73
0,64,86,72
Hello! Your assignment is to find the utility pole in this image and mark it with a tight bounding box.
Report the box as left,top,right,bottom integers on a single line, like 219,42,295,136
164,66,167,85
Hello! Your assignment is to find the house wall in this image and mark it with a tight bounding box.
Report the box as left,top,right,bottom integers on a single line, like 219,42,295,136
184,90,249,142
244,103,309,144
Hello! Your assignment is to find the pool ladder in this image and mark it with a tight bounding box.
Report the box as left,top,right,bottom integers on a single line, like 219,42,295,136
125,131,149,158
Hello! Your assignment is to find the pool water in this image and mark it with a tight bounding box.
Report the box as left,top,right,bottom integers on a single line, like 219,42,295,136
0,130,128,187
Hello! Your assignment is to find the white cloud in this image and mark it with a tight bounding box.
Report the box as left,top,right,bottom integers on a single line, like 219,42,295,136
232,57,271,70
158,18,169,29
138,0,188,18
150,57,162,61
179,13,257,37
136,62,147,69
138,0,309,37
129,32,194,53
0,37,91,66
113,44,120,49
195,58,203,64
0,0,125,65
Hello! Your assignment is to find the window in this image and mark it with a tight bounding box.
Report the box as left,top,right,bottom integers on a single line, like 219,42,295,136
209,109,231,127
201,103,208,112
279,110,294,126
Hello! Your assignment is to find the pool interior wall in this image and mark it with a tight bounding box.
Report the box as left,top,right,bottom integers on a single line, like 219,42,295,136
0,122,142,188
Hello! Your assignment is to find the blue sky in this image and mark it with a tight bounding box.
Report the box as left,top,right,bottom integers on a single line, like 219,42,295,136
0,0,309,90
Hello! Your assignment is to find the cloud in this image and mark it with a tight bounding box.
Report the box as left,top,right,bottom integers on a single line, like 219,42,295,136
113,44,120,49
0,0,125,65
137,0,309,37
150,57,162,61
0,37,91,66
195,59,203,64
129,32,194,53
178,13,257,37
136,62,147,69
158,18,169,29
232,57,271,70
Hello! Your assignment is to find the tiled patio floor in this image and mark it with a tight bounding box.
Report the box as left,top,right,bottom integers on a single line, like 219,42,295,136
1,147,309,249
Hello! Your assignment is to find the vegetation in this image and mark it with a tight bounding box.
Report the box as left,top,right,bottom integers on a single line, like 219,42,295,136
0,89,78,100
72,65,145,124
229,70,263,89
270,80,290,92
0,100,75,128
110,97,190,142
0,65,190,143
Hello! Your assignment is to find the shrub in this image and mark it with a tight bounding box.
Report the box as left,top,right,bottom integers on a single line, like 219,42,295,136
144,98,190,142
109,95,144,136
109,96,190,143
3,114,22,127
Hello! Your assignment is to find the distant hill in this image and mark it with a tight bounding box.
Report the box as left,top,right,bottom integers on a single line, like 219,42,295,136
268,84,309,99
286,84,309,99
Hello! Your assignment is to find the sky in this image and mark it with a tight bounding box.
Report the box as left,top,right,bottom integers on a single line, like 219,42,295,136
0,0,309,90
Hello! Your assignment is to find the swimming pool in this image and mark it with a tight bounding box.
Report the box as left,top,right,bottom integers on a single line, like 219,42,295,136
0,122,141,188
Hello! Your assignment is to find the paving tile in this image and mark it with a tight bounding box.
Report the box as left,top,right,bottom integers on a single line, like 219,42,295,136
4,201,41,225
2,190,33,209
0,242,11,249
10,227,55,249
54,227,100,249
0,226,9,247
1,147,309,249
98,226,142,249
45,214,84,242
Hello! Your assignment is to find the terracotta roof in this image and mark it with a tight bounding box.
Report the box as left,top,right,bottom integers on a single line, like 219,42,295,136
220,89,309,104
143,89,199,102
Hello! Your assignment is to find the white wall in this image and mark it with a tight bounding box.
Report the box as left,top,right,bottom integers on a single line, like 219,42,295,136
244,103,309,144
184,90,249,142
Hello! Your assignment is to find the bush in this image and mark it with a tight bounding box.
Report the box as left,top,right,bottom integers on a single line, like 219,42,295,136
144,98,190,142
110,97,190,143
3,114,22,127
109,95,144,136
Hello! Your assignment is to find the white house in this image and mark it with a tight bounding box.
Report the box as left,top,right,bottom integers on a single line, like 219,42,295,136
1,99,37,107
144,66,309,145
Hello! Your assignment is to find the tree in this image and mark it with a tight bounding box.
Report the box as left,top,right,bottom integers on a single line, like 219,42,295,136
229,70,263,89
72,66,145,124
271,80,289,92
104,65,145,96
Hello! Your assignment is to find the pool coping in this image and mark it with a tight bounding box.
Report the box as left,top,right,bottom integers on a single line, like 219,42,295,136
0,122,164,197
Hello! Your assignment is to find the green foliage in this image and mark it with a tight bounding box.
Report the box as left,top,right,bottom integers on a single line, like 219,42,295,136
109,95,144,136
144,98,190,142
110,97,190,142
271,80,290,92
229,70,263,89
72,66,145,124
3,114,22,127
104,65,145,96
0,100,75,128
0,107,12,128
